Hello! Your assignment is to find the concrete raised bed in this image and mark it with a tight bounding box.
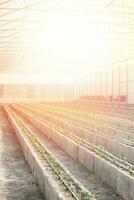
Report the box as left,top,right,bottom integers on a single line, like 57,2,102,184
4,107,68,200
18,105,134,165
11,106,134,200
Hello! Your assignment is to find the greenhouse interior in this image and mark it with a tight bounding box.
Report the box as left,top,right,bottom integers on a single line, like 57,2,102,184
0,1,133,200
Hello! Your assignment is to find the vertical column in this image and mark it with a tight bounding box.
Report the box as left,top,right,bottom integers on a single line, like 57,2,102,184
58,87,60,102
76,73,79,101
99,69,102,105
79,72,81,100
94,69,97,105
83,72,85,97
89,71,91,99
72,75,74,102
88,71,90,102
126,61,128,106
105,65,107,108
112,65,114,106
86,72,89,97
118,65,121,108
64,86,66,103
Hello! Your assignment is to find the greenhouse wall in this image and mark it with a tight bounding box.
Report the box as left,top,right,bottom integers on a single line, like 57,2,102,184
78,60,134,105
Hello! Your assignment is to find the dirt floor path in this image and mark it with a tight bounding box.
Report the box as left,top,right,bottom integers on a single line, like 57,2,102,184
0,107,45,200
